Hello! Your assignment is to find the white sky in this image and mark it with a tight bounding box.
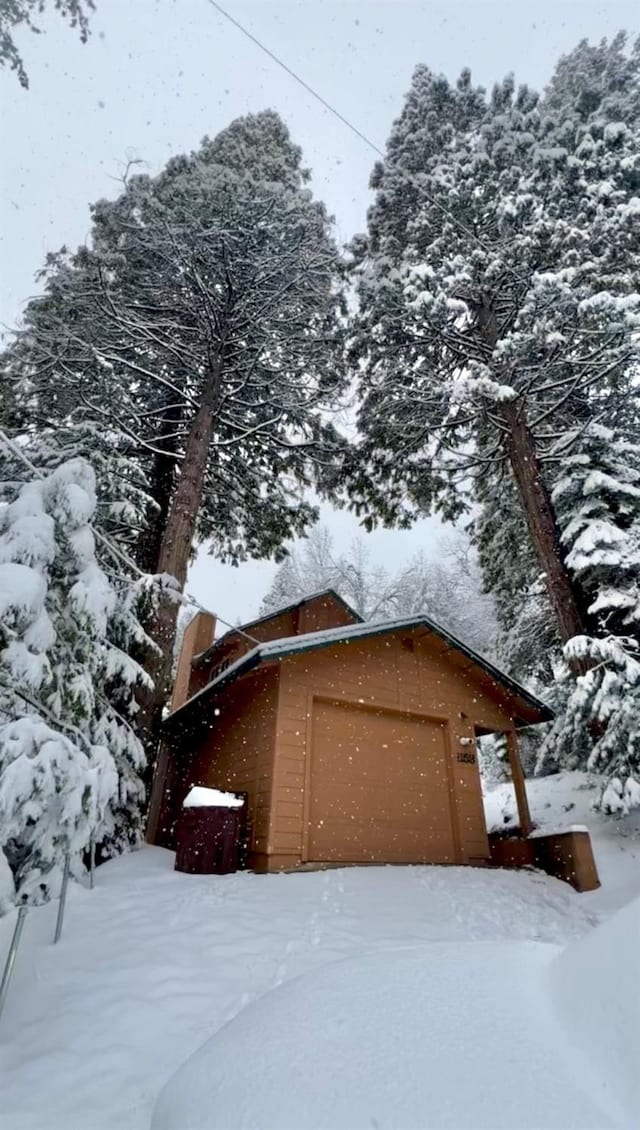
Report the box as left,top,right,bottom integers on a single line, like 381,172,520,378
2,0,638,625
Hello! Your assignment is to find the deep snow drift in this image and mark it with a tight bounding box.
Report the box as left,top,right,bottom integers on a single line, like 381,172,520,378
151,941,621,1130
0,770,637,1130
551,895,640,1125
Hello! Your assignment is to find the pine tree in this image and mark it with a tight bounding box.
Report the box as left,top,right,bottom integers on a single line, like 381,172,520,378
348,40,640,656
2,111,347,764
553,426,640,636
538,425,640,792
474,470,558,684
0,456,150,904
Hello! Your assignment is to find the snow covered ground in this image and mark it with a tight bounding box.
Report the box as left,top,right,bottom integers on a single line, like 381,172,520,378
484,769,640,914
0,771,638,1130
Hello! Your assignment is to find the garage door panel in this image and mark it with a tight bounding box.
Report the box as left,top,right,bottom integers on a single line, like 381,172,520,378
311,779,447,821
310,815,454,863
308,700,456,864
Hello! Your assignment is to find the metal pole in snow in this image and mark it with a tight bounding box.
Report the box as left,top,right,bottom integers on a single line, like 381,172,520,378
53,854,71,944
0,906,28,1021
89,835,95,890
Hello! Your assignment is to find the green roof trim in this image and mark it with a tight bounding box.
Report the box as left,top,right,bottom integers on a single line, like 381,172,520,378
166,612,553,732
194,587,363,667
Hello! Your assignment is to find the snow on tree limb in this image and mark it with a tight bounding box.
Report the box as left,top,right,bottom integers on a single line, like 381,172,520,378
0,456,151,905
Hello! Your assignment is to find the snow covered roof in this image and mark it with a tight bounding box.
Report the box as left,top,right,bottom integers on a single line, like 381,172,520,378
195,587,362,666
167,612,553,729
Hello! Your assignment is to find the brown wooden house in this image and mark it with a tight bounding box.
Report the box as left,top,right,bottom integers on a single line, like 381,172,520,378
147,590,552,872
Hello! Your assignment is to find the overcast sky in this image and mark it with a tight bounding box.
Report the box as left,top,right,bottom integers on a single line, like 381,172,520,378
2,0,638,626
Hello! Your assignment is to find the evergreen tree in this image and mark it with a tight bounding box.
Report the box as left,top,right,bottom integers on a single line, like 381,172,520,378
2,111,347,763
553,426,640,637
0,456,150,904
475,470,558,684
348,39,640,652
347,36,640,794
538,425,640,791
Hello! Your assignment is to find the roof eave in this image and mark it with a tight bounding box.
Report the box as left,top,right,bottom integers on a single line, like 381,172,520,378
164,615,552,732
194,587,363,668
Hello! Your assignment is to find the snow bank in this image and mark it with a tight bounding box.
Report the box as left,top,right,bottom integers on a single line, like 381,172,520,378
152,944,616,1130
484,770,640,913
0,844,620,1130
550,895,640,1124
182,786,243,809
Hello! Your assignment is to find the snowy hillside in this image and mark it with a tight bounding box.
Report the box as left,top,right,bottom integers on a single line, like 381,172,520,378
0,770,638,1130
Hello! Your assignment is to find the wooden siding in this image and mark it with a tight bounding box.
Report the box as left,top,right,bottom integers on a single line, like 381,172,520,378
187,593,357,701
170,612,216,711
168,667,279,863
269,628,516,867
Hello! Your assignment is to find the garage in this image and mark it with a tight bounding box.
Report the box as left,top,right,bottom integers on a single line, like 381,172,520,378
159,596,553,873
307,699,456,864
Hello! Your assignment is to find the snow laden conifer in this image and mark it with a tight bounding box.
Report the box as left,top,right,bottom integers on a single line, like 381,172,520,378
350,47,640,646
540,426,640,802
0,456,151,905
474,472,558,685
0,0,95,88
348,36,640,796
2,111,347,759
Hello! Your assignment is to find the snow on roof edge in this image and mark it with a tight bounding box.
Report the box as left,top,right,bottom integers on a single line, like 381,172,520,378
166,613,553,729
193,587,363,667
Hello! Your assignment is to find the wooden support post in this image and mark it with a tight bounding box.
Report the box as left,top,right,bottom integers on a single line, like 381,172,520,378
505,730,532,835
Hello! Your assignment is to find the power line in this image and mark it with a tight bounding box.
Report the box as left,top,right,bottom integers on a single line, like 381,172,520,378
204,0,385,158
203,0,529,286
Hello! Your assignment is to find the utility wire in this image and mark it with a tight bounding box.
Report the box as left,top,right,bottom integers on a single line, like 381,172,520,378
205,0,385,158
203,0,530,287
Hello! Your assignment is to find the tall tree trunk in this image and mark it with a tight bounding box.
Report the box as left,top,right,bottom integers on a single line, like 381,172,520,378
478,298,588,651
136,358,223,774
501,399,588,646
136,427,178,574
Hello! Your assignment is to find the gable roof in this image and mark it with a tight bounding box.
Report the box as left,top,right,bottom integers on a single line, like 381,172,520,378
195,588,362,667
166,612,553,731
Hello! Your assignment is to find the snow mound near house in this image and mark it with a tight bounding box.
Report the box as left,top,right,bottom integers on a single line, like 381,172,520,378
151,943,618,1130
550,894,640,1124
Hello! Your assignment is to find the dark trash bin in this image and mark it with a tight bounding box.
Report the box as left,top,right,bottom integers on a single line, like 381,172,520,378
174,788,246,875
